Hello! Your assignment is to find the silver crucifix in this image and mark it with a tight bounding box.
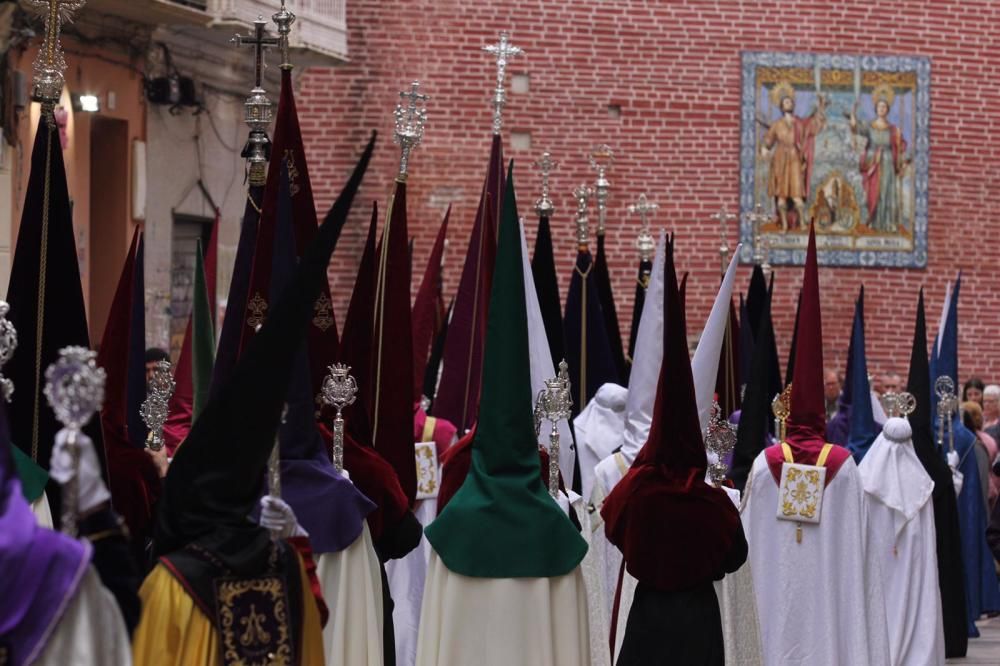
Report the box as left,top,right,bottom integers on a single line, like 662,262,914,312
140,360,175,452
321,364,358,474
628,193,658,262
482,31,523,135
394,81,428,179
589,145,614,236
232,16,278,185
28,0,87,109
533,152,557,218
533,360,573,497
44,346,105,537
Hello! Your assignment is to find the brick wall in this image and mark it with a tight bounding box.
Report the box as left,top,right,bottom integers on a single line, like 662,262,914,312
299,0,1000,386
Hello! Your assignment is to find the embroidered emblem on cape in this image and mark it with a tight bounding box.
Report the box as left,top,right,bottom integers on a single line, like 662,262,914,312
312,293,333,331
246,293,268,330
214,574,294,666
415,441,439,499
777,462,826,523
284,149,301,197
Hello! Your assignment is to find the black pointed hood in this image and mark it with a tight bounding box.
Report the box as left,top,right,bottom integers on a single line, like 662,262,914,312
154,134,375,563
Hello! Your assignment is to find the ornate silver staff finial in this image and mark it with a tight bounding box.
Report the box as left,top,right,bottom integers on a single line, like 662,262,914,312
482,31,523,135
321,363,358,473
43,346,105,537
271,0,296,70
28,0,87,110
627,193,658,263
880,391,917,419
232,16,278,186
745,203,770,268
589,145,614,236
935,376,957,453
533,152,557,218
0,301,18,402
711,207,738,277
140,360,175,452
705,401,737,486
573,184,594,250
394,81,428,180
533,359,573,497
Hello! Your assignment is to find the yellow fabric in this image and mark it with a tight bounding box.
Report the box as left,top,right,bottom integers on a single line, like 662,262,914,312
781,442,834,467
132,553,325,665
421,416,437,443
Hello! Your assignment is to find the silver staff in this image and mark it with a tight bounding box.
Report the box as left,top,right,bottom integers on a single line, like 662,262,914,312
320,363,358,474
28,0,86,110
232,16,278,186
935,376,957,453
0,301,17,402
628,193,659,263
140,360,174,452
711,207,737,278
482,31,523,135
533,360,573,497
573,184,594,251
394,81,428,180
272,0,296,71
44,346,105,537
880,391,917,419
533,152,557,218
590,145,614,237
705,401,737,486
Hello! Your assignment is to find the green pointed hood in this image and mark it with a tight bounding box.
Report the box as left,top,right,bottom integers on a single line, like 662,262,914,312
425,163,586,578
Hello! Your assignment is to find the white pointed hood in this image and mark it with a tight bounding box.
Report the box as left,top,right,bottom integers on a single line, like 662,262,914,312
691,245,742,434
518,220,575,484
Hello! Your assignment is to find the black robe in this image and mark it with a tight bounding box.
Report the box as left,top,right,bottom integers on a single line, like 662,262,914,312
617,520,748,665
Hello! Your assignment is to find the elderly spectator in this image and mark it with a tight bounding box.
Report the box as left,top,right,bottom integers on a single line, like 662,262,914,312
984,385,1000,431
823,368,840,422
964,401,999,509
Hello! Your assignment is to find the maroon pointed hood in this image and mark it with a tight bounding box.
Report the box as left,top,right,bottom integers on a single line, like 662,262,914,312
412,208,450,401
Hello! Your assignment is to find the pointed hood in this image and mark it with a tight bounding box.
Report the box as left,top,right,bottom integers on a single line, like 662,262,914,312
126,234,148,449
371,178,417,504
847,287,879,462
785,289,803,387
692,247,742,434
594,232,627,383
906,289,969,657
7,115,105,492
738,295,754,388
617,233,667,469
434,135,504,431
728,296,777,491
519,220,576,490
601,232,741,592
627,253,654,380
412,209,450,401
96,228,161,545
339,203,378,445
240,69,340,398
154,133,375,563
426,163,586,578
765,225,850,482
0,397,91,666
745,265,769,340
422,300,452,409
270,164,373,554
210,185,262,398
714,295,741,419
531,213,566,372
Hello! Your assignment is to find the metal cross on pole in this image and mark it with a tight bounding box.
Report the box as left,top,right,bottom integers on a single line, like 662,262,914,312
482,31,523,135
711,207,738,277
628,193,658,262
232,16,279,91
28,0,87,109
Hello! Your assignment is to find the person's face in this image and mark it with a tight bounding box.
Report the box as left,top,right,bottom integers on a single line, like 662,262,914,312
823,371,840,401
781,97,794,113
145,361,159,384
876,100,889,118
982,394,999,420
966,387,983,405
882,374,901,394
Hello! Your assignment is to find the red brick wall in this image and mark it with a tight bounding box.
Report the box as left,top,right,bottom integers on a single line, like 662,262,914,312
300,0,1000,387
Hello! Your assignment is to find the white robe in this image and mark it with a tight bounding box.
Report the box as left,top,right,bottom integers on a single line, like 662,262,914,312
35,566,131,665
318,522,385,666
610,485,763,666
742,453,891,666
574,384,628,505
858,422,944,666
416,551,591,666
576,493,612,666
386,497,437,666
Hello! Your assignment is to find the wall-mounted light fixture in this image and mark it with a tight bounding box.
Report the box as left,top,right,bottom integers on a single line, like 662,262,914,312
72,93,100,113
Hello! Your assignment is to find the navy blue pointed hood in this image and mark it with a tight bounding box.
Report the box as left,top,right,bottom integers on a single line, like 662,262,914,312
846,287,878,462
